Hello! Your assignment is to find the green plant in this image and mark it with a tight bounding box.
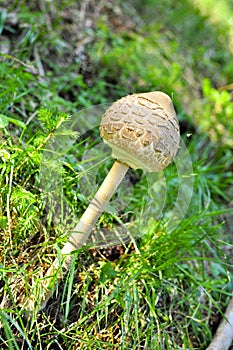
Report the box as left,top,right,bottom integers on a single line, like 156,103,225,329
196,79,233,147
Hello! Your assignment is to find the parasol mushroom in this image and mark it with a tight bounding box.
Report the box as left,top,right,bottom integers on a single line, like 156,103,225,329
29,91,180,311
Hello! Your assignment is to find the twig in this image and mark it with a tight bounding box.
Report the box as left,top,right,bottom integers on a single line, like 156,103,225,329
218,83,233,92
33,45,45,77
206,293,233,350
0,53,38,75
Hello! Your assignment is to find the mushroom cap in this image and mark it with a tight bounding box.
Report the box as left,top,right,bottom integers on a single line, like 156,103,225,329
100,91,180,172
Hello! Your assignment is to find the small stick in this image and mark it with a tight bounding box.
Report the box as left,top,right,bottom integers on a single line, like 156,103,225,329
206,293,233,350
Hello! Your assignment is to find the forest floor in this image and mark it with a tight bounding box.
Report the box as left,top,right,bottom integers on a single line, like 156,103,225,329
0,0,233,349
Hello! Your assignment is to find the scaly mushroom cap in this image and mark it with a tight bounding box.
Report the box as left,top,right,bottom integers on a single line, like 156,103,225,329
100,91,180,172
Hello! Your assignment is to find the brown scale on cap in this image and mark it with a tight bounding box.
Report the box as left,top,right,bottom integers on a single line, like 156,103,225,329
100,91,180,172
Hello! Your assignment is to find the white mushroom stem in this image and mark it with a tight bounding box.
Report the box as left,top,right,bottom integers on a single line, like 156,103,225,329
32,160,128,311
26,91,180,313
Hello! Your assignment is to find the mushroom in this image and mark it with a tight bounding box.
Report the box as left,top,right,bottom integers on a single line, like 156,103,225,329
29,91,180,311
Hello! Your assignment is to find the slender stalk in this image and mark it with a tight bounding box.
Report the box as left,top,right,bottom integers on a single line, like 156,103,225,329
28,160,128,311
206,292,233,350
